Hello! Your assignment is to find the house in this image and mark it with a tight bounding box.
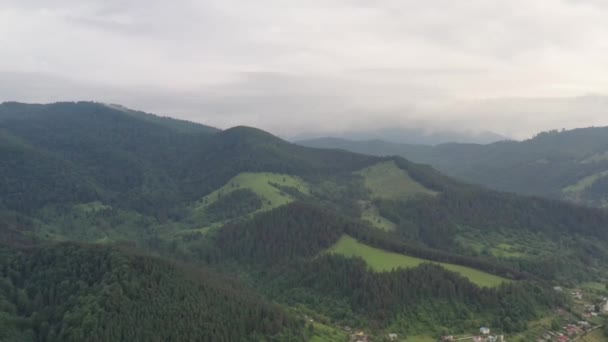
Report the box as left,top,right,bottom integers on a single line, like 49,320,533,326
441,335,454,341
480,327,491,335
602,300,608,313
557,335,569,342
387,333,398,341
472,336,483,342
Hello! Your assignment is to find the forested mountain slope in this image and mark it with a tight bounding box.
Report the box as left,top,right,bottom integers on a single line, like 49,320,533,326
299,127,608,208
2,102,608,340
0,243,307,342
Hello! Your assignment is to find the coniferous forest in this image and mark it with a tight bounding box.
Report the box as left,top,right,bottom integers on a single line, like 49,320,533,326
2,102,608,340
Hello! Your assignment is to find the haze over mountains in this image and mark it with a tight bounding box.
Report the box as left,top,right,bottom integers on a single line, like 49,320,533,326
299,126,608,208
290,127,509,145
4,1,608,341
2,102,608,341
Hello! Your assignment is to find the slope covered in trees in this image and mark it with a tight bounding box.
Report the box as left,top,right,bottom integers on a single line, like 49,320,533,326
298,127,608,207
0,102,379,216
214,203,564,335
0,243,307,342
3,102,608,339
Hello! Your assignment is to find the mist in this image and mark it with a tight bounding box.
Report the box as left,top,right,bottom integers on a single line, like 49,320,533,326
2,0,608,139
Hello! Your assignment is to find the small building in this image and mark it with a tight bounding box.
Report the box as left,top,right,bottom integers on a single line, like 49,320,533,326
480,327,491,335
387,333,398,341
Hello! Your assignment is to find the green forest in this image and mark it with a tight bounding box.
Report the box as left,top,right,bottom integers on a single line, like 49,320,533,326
2,102,608,341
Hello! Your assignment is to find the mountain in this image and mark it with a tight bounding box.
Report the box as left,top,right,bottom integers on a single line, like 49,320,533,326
0,242,307,342
298,127,608,208
291,127,509,145
2,102,608,340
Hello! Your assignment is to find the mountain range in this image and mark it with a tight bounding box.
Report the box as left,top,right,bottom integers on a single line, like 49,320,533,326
1,102,608,341
298,128,608,208
290,127,509,145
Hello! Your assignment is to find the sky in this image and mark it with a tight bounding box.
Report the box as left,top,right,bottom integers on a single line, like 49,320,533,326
1,0,608,139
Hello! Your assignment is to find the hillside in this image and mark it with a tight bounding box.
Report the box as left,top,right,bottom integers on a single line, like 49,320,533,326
0,243,307,341
291,127,508,145
299,127,608,208
2,102,608,340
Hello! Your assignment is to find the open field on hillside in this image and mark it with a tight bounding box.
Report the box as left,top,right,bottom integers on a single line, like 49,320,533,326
309,322,349,342
582,150,608,164
406,336,436,342
581,329,608,342
327,235,508,288
360,203,396,231
356,161,437,200
563,170,608,195
197,172,310,211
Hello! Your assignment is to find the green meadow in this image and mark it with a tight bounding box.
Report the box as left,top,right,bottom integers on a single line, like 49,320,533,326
197,172,310,211
327,235,508,288
356,161,437,200
360,203,397,231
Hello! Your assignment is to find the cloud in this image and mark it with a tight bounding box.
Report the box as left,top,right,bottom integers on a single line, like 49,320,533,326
1,0,608,138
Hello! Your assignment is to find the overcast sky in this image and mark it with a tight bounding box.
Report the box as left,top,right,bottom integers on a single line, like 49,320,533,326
1,0,608,139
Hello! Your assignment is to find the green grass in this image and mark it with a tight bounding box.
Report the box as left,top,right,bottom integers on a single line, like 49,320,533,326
360,202,396,231
581,150,608,164
491,243,526,259
356,161,437,200
581,329,608,342
582,282,608,294
197,172,310,211
508,314,556,341
327,235,508,288
406,336,436,342
563,170,608,194
309,322,348,342
455,226,557,260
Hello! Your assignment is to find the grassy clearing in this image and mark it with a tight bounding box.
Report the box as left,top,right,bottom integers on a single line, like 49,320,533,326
309,322,348,342
455,226,557,261
563,170,608,194
356,161,437,200
582,150,608,164
581,329,608,342
582,282,608,296
360,203,396,231
491,243,526,259
327,235,508,288
508,314,556,341
406,336,436,342
197,172,310,211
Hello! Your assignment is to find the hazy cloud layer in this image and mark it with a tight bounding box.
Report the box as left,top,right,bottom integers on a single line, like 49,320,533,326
2,0,608,139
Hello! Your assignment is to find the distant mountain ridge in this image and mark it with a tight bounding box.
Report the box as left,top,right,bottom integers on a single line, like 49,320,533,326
298,127,608,207
3,101,608,340
291,127,509,145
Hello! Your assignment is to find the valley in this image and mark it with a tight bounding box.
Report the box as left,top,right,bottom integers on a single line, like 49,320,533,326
1,102,608,341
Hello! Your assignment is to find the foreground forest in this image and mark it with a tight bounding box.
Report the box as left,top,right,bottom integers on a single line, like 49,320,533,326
2,102,608,341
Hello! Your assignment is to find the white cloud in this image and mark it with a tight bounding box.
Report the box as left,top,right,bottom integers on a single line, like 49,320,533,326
1,0,608,138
